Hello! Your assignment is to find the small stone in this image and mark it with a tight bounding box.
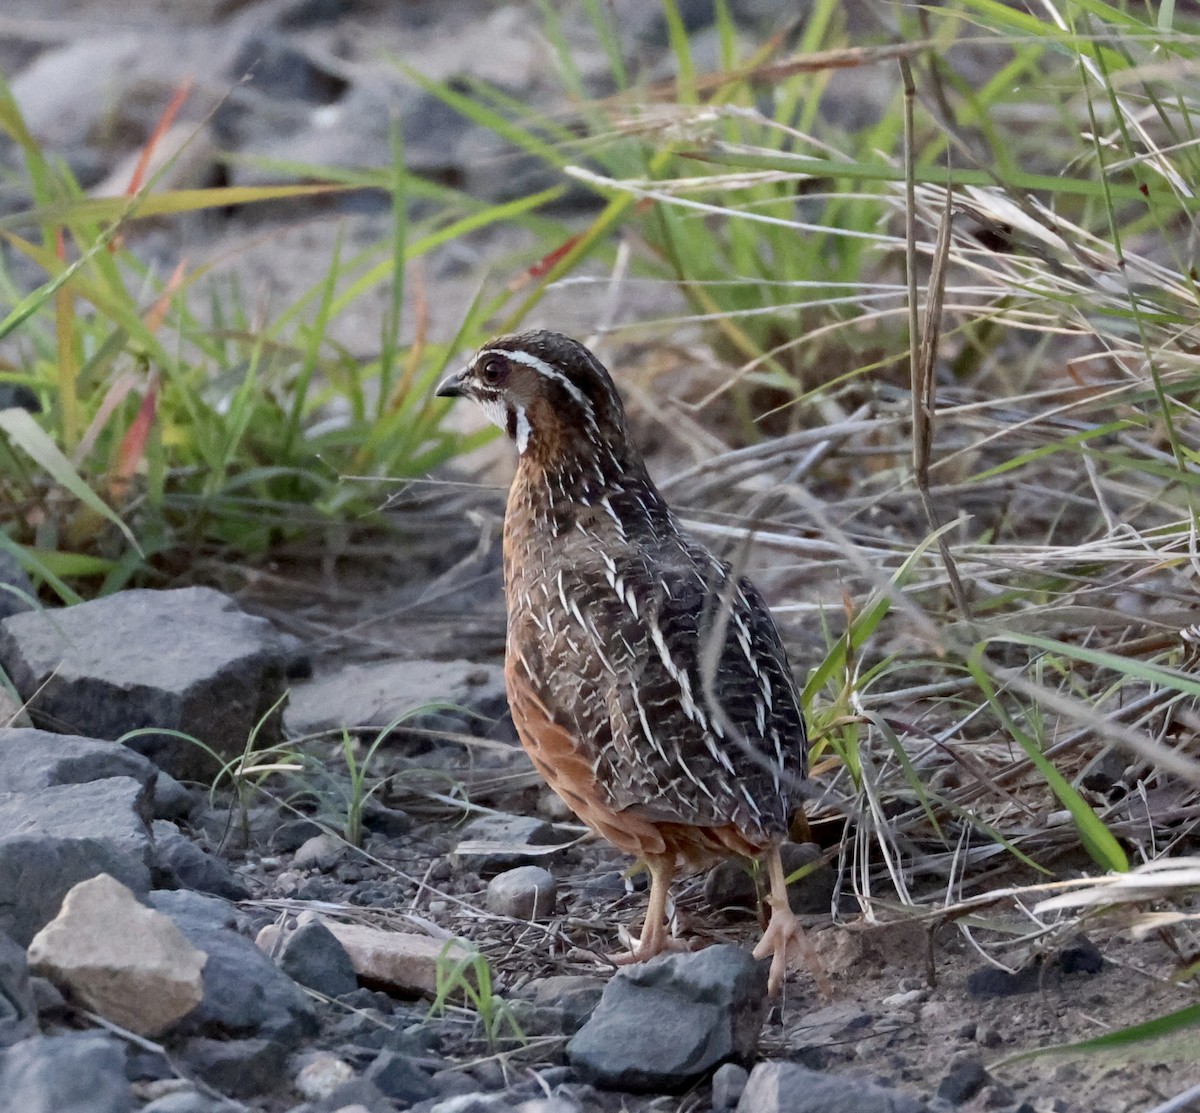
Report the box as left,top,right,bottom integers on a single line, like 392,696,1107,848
975,1022,1003,1048
712,1061,750,1109
179,1036,286,1098
321,922,474,996
529,975,604,1033
270,817,324,853
27,873,206,1036
486,866,557,920
882,988,927,1008
151,821,250,901
294,832,350,870
364,1049,437,1105
362,799,412,837
937,1053,988,1105
1057,935,1103,975
274,916,359,998
295,1052,356,1099
736,1060,929,1112
567,945,768,1092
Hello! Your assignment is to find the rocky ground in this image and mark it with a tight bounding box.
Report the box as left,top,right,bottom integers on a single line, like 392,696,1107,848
3,1,1200,1112
1,573,1198,1113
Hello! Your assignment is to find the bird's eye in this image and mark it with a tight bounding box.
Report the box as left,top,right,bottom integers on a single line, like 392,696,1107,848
480,357,506,386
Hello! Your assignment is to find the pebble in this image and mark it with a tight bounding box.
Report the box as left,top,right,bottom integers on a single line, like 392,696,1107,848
486,865,557,919
567,945,768,1091
27,873,206,1036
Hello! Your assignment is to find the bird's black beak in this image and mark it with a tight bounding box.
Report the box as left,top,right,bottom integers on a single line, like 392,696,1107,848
435,368,469,398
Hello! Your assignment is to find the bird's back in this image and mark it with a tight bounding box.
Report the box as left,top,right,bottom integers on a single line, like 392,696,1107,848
503,455,807,850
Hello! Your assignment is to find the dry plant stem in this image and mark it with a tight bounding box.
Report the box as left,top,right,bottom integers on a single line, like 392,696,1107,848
901,58,972,626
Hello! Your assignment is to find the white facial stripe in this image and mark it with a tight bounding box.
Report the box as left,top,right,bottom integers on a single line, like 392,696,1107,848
514,405,531,454
478,347,593,413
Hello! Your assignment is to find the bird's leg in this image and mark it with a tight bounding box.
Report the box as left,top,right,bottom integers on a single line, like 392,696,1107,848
753,845,833,997
609,857,688,964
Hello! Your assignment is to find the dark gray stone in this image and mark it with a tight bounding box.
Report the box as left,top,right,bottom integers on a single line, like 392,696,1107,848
150,890,317,1045
229,33,348,104
937,1053,988,1105
151,773,200,822
528,975,604,1035
270,816,324,853
151,821,251,900
275,918,358,998
567,944,768,1092
179,1036,286,1098
0,1032,134,1113
451,813,572,876
0,727,159,793
0,776,152,944
0,929,36,1047
735,1061,929,1113
365,1049,437,1105
362,799,412,838
0,587,293,780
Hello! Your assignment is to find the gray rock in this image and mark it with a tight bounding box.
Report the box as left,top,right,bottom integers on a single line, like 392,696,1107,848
308,1076,395,1112
0,551,34,621
229,32,348,104
365,1048,437,1106
735,1061,929,1113
275,918,358,998
141,1091,242,1113
0,1032,134,1113
150,773,200,822
0,930,37,1047
486,865,557,920
712,1062,750,1110
284,657,507,738
567,944,768,1092
527,975,604,1035
151,821,251,900
937,1053,988,1105
27,873,206,1037
179,1035,286,1098
150,890,317,1044
0,587,293,780
0,777,153,945
0,727,159,793
452,813,572,876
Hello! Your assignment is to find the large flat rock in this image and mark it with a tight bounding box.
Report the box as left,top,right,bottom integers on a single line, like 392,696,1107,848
0,588,294,779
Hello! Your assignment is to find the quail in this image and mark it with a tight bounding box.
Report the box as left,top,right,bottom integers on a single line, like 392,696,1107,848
436,330,819,994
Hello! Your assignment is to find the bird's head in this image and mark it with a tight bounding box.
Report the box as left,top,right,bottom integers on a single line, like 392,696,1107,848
436,331,630,466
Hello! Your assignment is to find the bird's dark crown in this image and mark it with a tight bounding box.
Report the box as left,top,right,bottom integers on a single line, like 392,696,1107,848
437,331,631,465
